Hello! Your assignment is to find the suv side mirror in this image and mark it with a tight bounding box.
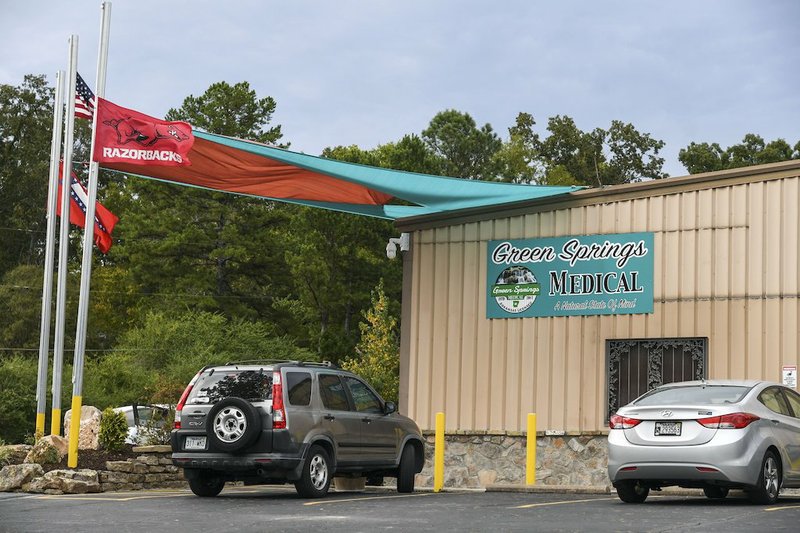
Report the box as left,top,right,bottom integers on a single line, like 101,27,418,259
384,401,397,415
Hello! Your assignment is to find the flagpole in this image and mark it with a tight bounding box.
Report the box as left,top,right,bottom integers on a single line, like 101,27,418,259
51,39,80,437
68,1,111,468
35,70,66,436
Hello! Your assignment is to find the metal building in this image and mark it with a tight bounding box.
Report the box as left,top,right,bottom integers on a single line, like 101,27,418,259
396,160,800,444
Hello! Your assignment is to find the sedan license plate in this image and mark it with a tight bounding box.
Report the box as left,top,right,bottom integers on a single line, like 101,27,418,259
654,421,681,436
185,436,207,450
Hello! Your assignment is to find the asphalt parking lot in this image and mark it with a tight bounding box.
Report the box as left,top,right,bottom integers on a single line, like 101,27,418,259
2,486,800,532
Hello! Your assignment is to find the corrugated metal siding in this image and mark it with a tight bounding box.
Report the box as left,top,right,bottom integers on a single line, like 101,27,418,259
404,177,800,432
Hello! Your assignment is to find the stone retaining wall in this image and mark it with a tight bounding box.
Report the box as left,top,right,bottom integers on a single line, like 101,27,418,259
416,433,610,489
0,446,186,495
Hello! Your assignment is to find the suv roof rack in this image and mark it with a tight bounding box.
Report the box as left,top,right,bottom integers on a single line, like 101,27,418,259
219,359,340,369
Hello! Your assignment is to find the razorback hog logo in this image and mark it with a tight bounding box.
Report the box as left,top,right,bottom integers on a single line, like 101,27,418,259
103,117,190,147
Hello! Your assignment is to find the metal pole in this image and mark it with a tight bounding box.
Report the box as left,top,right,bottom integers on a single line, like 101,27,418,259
35,70,66,436
68,1,111,468
51,40,79,437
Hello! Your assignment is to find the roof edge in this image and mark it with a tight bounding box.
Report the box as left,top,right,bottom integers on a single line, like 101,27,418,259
396,159,800,231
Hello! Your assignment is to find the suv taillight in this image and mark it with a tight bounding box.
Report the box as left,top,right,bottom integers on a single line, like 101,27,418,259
697,412,760,429
272,370,286,429
609,414,641,429
174,371,201,429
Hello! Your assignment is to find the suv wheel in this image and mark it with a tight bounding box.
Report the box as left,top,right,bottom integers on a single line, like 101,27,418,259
206,397,262,452
295,444,331,498
189,473,224,497
397,444,416,493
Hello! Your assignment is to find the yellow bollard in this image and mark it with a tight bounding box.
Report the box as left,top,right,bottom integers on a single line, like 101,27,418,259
433,412,445,492
67,396,82,468
526,413,536,486
50,408,61,436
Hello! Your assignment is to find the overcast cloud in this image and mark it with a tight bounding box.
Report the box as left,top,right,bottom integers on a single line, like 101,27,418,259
1,0,798,177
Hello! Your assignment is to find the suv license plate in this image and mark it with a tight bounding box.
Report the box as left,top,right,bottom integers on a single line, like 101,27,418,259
185,436,207,450
654,421,681,436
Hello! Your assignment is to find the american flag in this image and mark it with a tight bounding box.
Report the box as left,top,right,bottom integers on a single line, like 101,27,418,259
75,72,95,120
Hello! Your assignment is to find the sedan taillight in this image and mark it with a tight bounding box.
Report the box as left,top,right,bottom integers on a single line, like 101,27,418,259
697,412,760,429
609,414,641,429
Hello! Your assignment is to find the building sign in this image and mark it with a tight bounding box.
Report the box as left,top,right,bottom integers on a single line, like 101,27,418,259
487,232,654,318
783,365,797,389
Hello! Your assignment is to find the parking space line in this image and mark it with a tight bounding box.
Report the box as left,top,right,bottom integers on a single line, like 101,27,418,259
34,491,192,502
303,493,435,506
765,504,800,512
513,497,616,509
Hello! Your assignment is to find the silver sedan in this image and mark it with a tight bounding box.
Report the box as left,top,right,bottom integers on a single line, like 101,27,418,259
607,380,800,504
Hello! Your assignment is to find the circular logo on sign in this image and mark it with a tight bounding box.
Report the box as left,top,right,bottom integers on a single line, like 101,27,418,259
491,266,540,313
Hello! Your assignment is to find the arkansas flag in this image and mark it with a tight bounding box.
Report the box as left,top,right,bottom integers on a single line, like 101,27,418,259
93,97,194,166
57,164,119,254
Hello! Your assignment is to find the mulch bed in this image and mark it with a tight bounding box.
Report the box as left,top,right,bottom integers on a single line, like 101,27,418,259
42,444,139,473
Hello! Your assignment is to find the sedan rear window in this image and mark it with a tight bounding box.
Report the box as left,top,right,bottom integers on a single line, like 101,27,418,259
634,385,750,406
187,370,272,404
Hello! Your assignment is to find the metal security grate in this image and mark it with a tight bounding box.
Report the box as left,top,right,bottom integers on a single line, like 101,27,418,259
606,338,707,420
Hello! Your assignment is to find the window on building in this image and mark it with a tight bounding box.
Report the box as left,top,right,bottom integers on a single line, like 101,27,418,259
606,338,707,420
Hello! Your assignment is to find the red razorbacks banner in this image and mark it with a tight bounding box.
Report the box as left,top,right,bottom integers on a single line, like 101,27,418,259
92,97,194,166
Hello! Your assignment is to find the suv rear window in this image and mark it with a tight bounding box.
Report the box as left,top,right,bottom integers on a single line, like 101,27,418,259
286,372,312,406
635,385,750,406
187,370,272,404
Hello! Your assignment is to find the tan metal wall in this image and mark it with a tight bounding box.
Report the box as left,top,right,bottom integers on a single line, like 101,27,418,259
404,176,800,433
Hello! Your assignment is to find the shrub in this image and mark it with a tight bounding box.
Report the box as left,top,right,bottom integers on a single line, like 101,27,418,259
99,408,128,451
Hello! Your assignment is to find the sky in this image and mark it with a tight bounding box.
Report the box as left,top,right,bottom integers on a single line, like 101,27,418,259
1,0,798,178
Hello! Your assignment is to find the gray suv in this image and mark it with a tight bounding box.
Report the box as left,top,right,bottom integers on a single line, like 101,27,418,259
170,360,425,498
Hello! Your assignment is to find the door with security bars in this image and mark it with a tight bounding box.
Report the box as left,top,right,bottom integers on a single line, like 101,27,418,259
606,338,707,420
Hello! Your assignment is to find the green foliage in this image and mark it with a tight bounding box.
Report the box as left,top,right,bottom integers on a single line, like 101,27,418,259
85,311,313,405
679,134,800,174
0,356,38,443
422,109,503,180
496,113,666,186
166,80,284,145
99,408,128,452
0,75,54,277
341,281,399,403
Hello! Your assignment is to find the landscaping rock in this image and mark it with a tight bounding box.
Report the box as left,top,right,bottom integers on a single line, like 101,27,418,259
63,406,102,450
0,463,44,491
24,435,68,465
0,445,32,466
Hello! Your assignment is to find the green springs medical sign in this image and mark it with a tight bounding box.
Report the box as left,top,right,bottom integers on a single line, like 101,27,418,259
487,232,654,318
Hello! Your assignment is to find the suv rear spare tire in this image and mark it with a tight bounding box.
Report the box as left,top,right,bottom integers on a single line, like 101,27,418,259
206,397,262,452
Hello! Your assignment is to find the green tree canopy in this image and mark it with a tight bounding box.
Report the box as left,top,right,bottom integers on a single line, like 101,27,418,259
496,113,667,186
422,109,503,180
679,134,800,174
0,75,54,276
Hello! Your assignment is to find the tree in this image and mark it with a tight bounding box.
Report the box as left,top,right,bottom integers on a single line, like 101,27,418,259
679,134,800,174
341,280,399,403
0,75,55,277
499,113,667,186
105,81,291,321
422,109,503,180
84,311,313,407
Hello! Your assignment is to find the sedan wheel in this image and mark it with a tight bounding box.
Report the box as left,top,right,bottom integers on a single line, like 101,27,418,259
703,486,729,499
615,480,649,503
747,450,781,504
